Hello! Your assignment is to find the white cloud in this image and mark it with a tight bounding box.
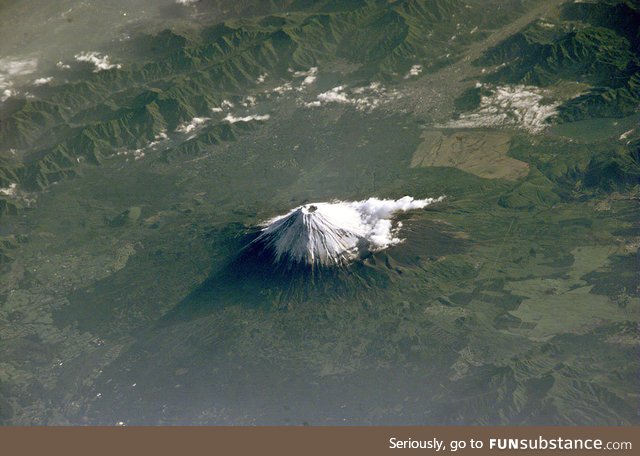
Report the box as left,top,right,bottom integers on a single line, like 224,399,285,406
0,182,36,206
292,67,318,85
176,117,210,133
147,130,169,148
74,52,122,72
223,113,270,123
0,183,17,197
405,64,422,79
269,68,318,98
33,77,53,86
56,61,71,70
317,86,350,104
1,89,16,102
211,100,234,112
272,82,294,95
0,57,38,101
442,84,561,133
305,82,400,112
0,57,38,80
116,148,145,161
117,130,169,161
241,95,256,107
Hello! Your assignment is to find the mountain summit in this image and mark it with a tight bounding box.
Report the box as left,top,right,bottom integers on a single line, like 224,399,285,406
252,196,444,267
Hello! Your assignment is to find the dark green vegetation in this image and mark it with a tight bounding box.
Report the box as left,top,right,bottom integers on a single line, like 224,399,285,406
1,0,638,425
475,0,640,121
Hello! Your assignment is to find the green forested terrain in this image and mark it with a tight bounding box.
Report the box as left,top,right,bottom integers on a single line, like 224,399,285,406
475,0,640,120
0,0,638,425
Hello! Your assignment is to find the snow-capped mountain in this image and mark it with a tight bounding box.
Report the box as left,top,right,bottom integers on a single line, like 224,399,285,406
252,196,444,267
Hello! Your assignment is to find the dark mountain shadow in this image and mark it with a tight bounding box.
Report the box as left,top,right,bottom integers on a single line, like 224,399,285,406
159,213,470,326
158,228,391,325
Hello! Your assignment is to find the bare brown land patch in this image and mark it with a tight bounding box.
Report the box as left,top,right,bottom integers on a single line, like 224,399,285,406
410,130,529,181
